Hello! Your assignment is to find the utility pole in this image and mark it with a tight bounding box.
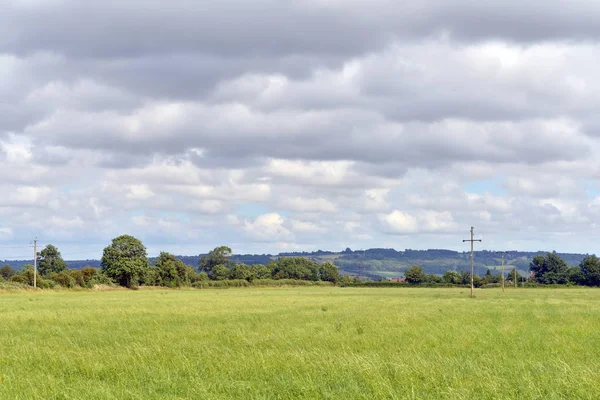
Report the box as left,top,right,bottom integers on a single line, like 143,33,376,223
514,266,518,289
463,226,482,298
32,238,37,289
500,252,505,293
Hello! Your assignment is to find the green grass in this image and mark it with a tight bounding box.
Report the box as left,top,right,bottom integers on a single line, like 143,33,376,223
1,288,600,399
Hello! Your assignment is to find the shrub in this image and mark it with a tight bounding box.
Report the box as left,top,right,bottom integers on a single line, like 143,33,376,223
50,271,76,288
10,274,30,285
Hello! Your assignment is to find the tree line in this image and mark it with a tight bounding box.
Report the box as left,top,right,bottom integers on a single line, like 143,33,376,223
401,252,600,287
2,236,600,289
0,235,341,289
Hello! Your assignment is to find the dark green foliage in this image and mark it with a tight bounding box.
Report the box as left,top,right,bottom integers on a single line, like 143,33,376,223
0,264,15,280
155,252,189,287
191,279,334,289
251,264,272,280
101,235,149,288
530,253,569,284
580,255,600,286
38,244,67,276
405,265,427,284
426,273,442,283
271,257,319,281
442,270,460,284
230,264,254,281
318,262,340,283
211,264,231,281
198,246,234,277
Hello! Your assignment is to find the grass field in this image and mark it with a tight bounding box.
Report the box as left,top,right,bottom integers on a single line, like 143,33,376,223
1,287,600,399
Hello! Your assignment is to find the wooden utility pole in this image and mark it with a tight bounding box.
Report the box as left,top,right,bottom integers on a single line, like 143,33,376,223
32,238,37,289
500,252,505,293
463,226,482,298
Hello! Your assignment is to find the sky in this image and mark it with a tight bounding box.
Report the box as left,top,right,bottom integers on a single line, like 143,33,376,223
2,0,600,259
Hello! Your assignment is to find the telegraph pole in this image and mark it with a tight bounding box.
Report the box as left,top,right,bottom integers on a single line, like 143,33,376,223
463,227,482,298
500,252,505,293
32,238,37,289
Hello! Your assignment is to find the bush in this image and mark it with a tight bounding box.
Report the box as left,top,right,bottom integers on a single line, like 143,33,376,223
67,269,86,287
10,274,30,285
88,274,115,287
50,271,76,288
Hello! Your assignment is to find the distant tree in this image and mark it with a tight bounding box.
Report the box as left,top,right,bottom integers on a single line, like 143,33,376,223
155,252,189,287
199,246,234,278
530,253,569,284
578,255,600,286
319,262,340,283
567,266,585,285
426,273,442,284
101,235,149,287
405,265,427,284
459,270,471,285
271,257,319,281
230,264,254,281
442,270,461,284
251,264,273,280
0,264,15,280
38,245,67,276
211,264,231,281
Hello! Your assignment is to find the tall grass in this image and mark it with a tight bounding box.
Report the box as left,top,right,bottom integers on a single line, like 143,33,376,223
1,288,599,399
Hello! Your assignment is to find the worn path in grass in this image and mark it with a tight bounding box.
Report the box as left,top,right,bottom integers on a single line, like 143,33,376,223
1,287,599,399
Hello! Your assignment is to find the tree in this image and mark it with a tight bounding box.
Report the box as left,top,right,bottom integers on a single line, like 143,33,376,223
38,245,67,276
101,235,149,287
271,257,319,281
230,264,254,281
530,252,569,284
442,270,460,284
405,265,427,284
0,264,15,280
251,264,272,280
580,255,600,286
211,264,231,280
426,273,442,284
199,246,233,278
155,252,189,287
319,262,340,283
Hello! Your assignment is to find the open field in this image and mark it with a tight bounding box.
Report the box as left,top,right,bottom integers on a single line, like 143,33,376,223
1,288,600,399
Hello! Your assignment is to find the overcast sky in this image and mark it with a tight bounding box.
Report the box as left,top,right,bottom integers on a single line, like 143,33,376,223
2,0,600,259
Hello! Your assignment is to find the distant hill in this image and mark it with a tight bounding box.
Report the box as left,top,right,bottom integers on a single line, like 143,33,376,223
1,248,592,280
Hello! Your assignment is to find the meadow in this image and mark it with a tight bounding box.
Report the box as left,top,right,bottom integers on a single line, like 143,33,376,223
1,287,599,399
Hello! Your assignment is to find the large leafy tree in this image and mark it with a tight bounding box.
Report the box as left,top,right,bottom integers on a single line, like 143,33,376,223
530,252,569,284
318,262,340,283
271,257,319,281
580,255,600,286
101,235,149,287
404,265,427,284
198,246,234,278
155,252,189,287
38,244,67,276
